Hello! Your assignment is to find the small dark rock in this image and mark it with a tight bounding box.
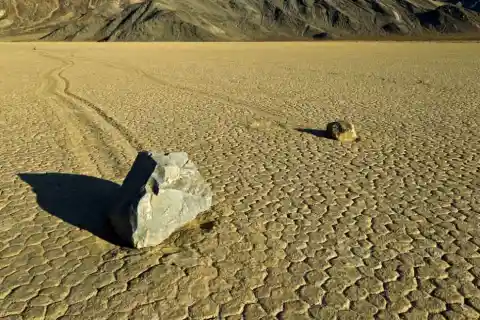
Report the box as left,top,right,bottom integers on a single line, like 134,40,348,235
326,120,359,142
313,32,332,40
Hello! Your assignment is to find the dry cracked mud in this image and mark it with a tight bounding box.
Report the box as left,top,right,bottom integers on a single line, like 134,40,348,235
0,42,479,320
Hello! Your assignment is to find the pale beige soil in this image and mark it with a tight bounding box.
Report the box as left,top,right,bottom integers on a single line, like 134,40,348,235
0,42,480,319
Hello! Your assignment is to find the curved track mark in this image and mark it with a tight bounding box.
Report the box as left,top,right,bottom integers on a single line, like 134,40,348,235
138,69,287,122
36,59,104,176
58,63,144,151
70,54,289,126
39,51,144,151
36,51,142,178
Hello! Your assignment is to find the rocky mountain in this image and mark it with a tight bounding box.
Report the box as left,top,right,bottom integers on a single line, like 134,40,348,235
0,0,479,41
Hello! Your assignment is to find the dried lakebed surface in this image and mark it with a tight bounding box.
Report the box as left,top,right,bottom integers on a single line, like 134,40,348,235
0,42,479,320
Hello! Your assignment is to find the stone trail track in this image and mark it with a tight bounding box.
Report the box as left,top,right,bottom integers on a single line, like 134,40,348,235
0,42,479,320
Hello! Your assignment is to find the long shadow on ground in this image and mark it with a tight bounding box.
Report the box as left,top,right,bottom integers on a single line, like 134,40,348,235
19,172,126,246
295,128,330,139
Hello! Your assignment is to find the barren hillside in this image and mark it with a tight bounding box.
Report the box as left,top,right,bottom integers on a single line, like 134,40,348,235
0,0,479,41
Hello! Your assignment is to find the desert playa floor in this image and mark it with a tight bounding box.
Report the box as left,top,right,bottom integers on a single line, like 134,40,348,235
0,42,480,320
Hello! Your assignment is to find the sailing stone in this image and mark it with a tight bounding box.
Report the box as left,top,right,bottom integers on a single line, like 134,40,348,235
109,151,213,248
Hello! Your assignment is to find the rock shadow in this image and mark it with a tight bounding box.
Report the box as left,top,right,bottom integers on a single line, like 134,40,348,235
19,172,127,246
295,128,331,139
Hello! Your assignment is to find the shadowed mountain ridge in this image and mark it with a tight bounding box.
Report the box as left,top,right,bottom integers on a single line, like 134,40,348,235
0,0,479,40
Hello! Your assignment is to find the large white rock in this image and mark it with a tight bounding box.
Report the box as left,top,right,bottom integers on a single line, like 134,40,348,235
109,151,212,248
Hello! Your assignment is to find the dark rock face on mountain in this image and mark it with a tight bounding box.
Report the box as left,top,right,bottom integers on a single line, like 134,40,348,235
440,0,480,12
417,4,477,32
0,0,479,41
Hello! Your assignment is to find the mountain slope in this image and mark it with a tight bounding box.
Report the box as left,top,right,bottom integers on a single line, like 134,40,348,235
1,0,479,41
